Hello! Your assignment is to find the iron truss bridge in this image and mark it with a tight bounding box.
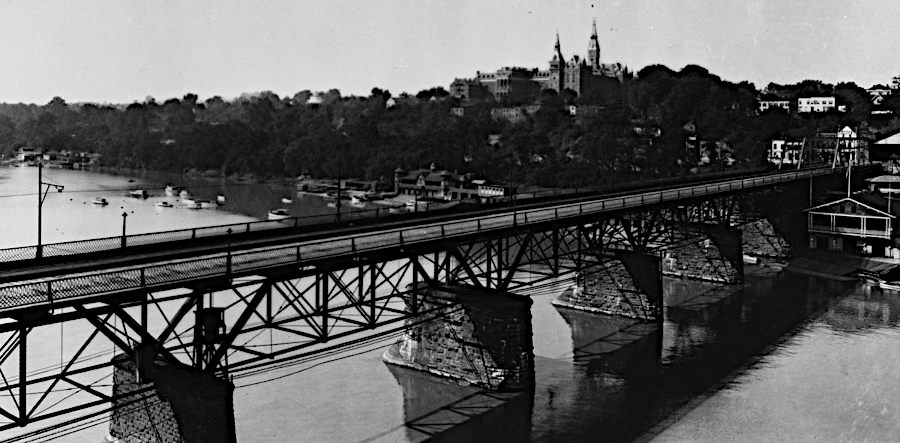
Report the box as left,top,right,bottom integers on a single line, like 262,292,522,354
0,166,841,433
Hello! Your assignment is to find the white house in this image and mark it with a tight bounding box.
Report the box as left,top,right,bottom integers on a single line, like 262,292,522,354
768,138,804,167
798,97,837,113
758,99,790,113
837,126,865,165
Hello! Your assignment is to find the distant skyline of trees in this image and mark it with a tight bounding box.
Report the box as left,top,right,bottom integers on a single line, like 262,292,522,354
1,63,898,189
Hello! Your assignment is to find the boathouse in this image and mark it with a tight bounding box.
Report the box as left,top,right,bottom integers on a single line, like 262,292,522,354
806,192,900,257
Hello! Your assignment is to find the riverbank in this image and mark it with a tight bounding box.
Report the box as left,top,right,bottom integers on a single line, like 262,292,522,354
784,248,899,282
92,165,298,186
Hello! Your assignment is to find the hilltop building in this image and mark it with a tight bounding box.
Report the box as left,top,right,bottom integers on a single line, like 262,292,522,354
450,19,628,104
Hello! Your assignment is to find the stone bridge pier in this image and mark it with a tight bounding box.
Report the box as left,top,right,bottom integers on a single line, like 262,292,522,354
383,285,534,392
553,250,664,321
662,225,744,284
106,347,236,443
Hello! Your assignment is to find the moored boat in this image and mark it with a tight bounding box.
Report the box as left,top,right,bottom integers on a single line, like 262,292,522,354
180,189,191,198
858,270,883,287
184,201,202,209
199,200,216,209
182,197,197,206
281,197,293,204
217,194,226,203
268,208,291,220
164,184,181,196
129,189,149,199
91,197,108,206
155,201,173,208
881,281,900,291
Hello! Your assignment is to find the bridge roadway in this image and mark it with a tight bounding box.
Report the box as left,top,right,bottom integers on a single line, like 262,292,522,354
0,166,842,318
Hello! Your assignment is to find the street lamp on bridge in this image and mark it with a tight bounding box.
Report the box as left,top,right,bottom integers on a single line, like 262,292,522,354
36,162,64,259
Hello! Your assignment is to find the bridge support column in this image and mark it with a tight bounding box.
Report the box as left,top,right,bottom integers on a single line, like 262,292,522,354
383,285,533,392
553,251,663,321
741,218,791,262
663,226,744,284
107,345,236,443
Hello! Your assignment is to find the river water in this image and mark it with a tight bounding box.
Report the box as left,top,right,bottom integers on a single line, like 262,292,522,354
1,166,899,442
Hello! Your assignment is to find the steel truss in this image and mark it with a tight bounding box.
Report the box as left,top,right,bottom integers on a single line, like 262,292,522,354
0,190,778,434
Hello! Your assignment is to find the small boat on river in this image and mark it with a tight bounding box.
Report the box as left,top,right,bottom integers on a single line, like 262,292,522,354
281,197,293,204
180,189,191,198
268,208,291,220
91,197,108,206
155,201,173,208
858,270,883,287
199,200,217,209
165,185,182,196
217,194,226,203
129,189,149,199
184,201,202,209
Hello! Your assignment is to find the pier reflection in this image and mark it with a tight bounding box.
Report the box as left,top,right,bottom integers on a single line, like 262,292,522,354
384,363,533,442
528,273,857,442
378,272,871,442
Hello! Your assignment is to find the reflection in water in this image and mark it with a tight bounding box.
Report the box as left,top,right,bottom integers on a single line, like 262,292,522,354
822,286,900,331
382,363,533,442
525,273,861,442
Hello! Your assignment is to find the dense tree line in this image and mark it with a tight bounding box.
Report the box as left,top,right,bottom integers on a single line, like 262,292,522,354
2,65,899,188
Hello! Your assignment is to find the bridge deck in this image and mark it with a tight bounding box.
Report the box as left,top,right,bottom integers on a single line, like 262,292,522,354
0,166,844,315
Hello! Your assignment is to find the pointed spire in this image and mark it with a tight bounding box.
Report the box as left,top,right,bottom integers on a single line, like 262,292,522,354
555,31,561,51
592,18,598,37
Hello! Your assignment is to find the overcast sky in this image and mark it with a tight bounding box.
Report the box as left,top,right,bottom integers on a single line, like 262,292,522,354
0,0,897,104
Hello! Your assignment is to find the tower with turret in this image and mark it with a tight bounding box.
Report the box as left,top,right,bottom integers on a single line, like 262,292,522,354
548,33,566,94
587,18,601,72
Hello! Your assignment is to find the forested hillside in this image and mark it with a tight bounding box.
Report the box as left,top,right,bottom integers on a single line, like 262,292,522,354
1,64,899,188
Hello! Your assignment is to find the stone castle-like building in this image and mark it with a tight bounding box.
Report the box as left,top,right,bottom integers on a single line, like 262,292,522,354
450,20,628,103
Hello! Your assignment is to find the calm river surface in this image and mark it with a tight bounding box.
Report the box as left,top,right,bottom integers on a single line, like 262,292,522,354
0,166,898,442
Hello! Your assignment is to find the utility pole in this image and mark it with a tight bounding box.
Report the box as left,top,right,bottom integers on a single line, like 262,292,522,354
36,162,64,259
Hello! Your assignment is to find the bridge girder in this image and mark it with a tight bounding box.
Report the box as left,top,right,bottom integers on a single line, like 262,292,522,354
0,175,810,435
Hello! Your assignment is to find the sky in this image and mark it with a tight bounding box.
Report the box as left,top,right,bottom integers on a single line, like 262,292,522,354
0,0,898,104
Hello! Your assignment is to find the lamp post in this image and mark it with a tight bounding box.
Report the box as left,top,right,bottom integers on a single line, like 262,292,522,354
36,162,64,259
121,212,128,248
226,228,233,277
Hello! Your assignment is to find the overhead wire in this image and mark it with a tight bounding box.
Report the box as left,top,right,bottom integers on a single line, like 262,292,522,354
0,176,297,199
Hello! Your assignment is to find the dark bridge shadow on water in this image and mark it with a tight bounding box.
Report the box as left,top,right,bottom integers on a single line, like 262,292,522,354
526,273,857,443
369,273,858,442
368,364,533,442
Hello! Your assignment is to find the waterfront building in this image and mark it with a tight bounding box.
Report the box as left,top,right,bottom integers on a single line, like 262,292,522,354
807,192,900,256
870,132,900,173
836,126,866,165
16,147,39,162
768,137,805,167
393,164,514,200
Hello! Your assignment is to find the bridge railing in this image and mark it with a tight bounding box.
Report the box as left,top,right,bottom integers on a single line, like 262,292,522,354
0,165,814,264
0,166,841,312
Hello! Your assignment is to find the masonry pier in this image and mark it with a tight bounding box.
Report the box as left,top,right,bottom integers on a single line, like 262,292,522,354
382,285,534,392
554,250,664,321
106,345,236,443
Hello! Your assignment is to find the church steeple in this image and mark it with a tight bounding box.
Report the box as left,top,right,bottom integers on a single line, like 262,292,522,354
555,32,563,60
587,18,601,70
555,32,565,93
